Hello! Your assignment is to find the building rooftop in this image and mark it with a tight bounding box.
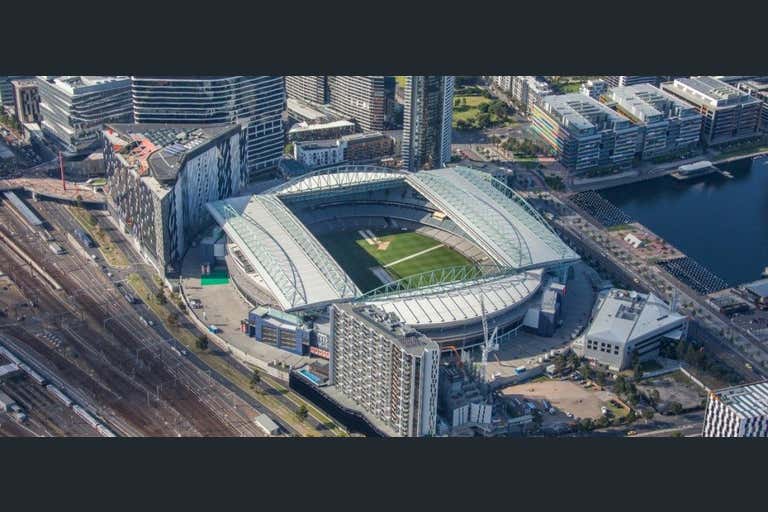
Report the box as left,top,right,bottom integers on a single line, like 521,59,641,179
664,76,760,108
712,380,768,419
340,303,439,357
586,288,686,347
288,119,356,134
609,83,698,123
37,76,130,96
539,93,629,133
104,123,239,184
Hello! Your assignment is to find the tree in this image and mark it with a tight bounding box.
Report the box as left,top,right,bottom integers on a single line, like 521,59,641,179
642,409,655,422
166,312,179,327
668,402,683,415
296,404,309,423
195,334,209,351
155,289,167,305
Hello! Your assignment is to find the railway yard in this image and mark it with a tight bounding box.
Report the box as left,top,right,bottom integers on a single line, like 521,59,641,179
0,193,344,437
0,192,347,437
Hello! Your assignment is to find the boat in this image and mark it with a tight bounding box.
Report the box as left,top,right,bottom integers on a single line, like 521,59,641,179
671,160,718,180
762,267,768,278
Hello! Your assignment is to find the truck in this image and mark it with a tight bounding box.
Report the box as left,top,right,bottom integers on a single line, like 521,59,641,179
207,324,220,334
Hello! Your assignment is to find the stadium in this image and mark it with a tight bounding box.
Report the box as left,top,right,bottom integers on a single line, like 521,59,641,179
207,164,580,347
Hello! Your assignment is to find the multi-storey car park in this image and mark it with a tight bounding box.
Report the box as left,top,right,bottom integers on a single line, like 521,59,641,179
207,164,580,349
660,76,762,147
605,83,702,160
131,76,284,181
531,93,639,173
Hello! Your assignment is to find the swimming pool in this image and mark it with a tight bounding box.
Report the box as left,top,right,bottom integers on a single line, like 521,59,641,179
298,368,322,385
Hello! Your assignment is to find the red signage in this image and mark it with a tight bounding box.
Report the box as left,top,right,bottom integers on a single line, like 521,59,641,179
309,347,330,360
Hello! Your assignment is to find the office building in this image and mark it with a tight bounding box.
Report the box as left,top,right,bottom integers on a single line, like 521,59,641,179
606,84,702,159
326,76,386,132
285,76,328,105
11,79,41,123
329,303,440,437
531,93,639,173
736,78,768,132
0,76,30,110
36,76,133,156
660,76,762,146
245,306,311,355
131,76,284,180
603,76,660,88
103,123,246,276
401,75,454,171
580,79,607,100
580,289,687,371
293,131,395,169
703,381,768,437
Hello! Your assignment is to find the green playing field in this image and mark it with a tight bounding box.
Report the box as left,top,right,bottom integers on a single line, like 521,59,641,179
317,229,473,292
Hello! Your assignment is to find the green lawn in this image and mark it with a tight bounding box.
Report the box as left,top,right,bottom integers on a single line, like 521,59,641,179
318,229,473,291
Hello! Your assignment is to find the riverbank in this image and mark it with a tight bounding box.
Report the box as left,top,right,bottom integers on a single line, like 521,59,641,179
569,148,768,192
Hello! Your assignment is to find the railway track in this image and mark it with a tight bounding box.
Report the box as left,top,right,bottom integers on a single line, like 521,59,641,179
0,200,263,436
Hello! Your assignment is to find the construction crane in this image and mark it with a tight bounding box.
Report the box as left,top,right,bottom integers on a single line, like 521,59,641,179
480,294,499,386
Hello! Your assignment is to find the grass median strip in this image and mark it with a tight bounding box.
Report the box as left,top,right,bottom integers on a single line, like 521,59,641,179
68,206,129,268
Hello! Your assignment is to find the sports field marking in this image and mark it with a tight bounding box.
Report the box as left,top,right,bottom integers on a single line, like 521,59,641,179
377,241,390,251
358,229,376,246
364,229,380,244
383,243,445,268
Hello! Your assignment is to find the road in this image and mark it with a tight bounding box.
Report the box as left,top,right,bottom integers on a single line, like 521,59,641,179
549,194,766,383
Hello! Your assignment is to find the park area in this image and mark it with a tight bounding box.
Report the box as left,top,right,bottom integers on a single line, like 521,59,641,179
318,229,473,292
502,379,628,421
453,93,511,130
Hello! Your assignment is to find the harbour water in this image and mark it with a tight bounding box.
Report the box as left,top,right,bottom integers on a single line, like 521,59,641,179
601,156,768,287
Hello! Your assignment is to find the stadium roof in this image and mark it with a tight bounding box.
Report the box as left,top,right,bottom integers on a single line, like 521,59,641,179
366,269,543,327
207,194,360,310
207,165,579,316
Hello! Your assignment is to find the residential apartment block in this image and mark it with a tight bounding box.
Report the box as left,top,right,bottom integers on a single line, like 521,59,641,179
329,303,440,437
103,123,246,276
401,75,454,171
